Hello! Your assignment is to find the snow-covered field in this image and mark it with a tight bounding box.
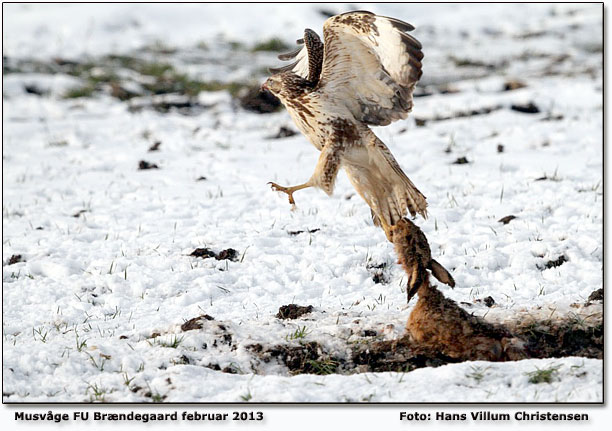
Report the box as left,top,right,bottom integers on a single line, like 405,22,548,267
2,3,602,402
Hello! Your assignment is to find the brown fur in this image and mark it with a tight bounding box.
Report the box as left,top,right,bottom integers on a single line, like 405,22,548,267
391,218,454,302
407,281,526,361
391,219,526,361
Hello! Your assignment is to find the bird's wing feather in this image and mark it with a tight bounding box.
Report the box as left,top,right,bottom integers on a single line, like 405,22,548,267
270,29,324,83
319,11,423,126
269,42,310,78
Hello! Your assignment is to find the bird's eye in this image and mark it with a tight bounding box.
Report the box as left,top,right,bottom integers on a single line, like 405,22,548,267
267,79,281,93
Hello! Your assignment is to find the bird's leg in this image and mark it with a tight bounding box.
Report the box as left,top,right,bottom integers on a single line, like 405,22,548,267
268,181,313,205
381,219,395,243
269,141,341,206
369,208,395,242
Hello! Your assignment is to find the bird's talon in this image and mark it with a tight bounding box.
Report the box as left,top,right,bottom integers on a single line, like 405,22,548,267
268,182,286,193
268,182,297,205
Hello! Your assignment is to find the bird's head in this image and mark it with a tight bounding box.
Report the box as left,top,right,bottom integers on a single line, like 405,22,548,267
262,72,307,101
261,74,284,97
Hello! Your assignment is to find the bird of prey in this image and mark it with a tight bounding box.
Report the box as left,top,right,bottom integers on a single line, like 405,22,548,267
262,10,427,238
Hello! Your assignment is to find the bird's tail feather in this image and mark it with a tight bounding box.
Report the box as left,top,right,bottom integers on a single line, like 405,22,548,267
371,185,427,227
367,135,427,226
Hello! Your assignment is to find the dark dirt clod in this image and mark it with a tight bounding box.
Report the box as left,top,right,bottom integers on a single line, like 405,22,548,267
216,248,238,261
181,314,215,331
511,102,540,114
270,126,297,139
190,248,217,259
288,228,320,236
372,273,387,284
363,329,377,337
148,141,161,151
367,262,389,284
119,335,128,339
190,247,238,262
276,304,314,320
543,255,567,270
206,363,221,371
587,288,603,303
73,209,87,218
498,215,516,224
222,333,232,346
7,254,24,265
414,118,427,127
143,391,167,401
138,160,159,170
483,296,496,307
239,87,281,113
453,157,470,165
222,365,239,374
497,144,505,153
196,176,207,181
503,80,527,91
24,84,46,96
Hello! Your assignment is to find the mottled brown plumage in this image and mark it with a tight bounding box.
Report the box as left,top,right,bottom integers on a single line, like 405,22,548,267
263,11,428,236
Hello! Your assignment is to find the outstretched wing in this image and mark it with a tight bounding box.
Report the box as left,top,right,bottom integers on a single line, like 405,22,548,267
269,29,325,84
319,11,423,126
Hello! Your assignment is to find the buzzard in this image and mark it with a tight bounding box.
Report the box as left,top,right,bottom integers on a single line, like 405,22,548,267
263,10,427,238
